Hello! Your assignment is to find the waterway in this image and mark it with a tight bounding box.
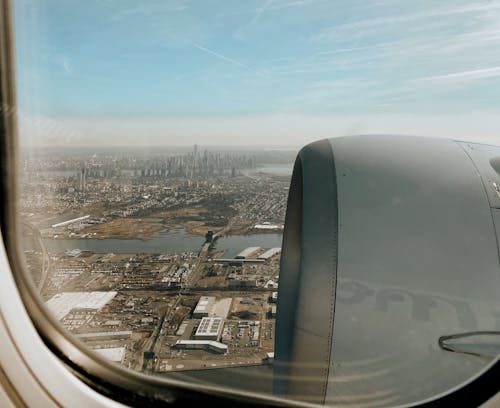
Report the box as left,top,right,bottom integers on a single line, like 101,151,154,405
43,229,283,258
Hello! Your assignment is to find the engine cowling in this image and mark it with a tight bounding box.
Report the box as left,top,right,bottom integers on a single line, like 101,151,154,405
275,136,500,406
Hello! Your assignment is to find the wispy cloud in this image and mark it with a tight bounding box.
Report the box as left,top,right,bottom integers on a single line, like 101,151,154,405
234,0,274,40
312,2,500,42
416,67,500,83
108,1,188,21
62,58,72,73
250,0,274,26
15,0,500,123
191,42,250,69
268,0,321,11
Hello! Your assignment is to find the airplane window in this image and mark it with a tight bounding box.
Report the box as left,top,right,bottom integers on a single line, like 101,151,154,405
10,0,500,406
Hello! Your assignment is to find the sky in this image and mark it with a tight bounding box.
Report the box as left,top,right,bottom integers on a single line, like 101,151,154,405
13,0,500,146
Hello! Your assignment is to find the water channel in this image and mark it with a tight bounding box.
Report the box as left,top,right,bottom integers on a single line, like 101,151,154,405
43,229,283,258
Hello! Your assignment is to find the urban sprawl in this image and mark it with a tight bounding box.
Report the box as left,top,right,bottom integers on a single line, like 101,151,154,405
21,146,294,374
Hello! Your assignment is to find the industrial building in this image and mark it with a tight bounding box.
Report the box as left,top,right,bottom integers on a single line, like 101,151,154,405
209,258,264,265
192,296,216,318
176,321,188,336
192,296,232,319
194,317,224,341
46,291,117,320
254,223,283,230
258,247,281,260
76,331,132,341
235,247,261,259
51,215,90,228
210,298,232,319
93,347,126,363
270,305,277,318
173,340,227,354
64,248,83,257
103,320,121,327
265,279,278,289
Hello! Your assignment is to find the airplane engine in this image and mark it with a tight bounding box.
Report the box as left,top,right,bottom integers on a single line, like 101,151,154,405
274,136,500,406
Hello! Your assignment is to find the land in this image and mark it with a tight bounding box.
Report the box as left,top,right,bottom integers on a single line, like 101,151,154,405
20,147,293,374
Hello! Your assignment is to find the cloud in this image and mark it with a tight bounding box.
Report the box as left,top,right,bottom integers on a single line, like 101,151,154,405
191,42,250,69
108,1,188,21
312,2,500,42
62,58,72,73
269,0,322,11
234,0,274,40
250,0,274,25
416,66,500,83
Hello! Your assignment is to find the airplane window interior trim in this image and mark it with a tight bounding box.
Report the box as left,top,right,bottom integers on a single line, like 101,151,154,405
1,0,500,407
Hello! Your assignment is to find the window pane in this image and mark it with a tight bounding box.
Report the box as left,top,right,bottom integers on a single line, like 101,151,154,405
13,0,500,405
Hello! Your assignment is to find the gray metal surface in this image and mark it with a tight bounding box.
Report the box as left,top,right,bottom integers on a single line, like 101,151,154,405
274,139,338,404
327,136,500,406
458,141,500,210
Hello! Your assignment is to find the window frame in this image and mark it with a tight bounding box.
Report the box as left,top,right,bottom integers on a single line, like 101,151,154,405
1,0,499,406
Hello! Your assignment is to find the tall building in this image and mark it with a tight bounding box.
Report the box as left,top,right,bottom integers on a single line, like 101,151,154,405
79,167,86,192
191,143,198,179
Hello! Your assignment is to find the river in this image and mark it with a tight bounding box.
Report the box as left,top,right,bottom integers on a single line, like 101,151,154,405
43,229,283,258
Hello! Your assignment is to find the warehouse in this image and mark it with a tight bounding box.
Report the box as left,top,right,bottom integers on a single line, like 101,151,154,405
46,291,117,320
76,331,132,341
192,296,216,318
194,317,224,341
93,347,126,363
257,247,281,260
173,340,227,354
235,247,261,259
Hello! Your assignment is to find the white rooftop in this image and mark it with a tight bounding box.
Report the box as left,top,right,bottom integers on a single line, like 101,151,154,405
175,340,228,351
93,347,125,363
236,247,261,258
193,296,215,314
254,224,282,230
75,331,132,339
196,317,224,337
210,298,232,319
46,291,117,320
258,247,282,259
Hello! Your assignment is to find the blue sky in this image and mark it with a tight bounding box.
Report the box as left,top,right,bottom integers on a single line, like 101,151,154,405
13,0,500,146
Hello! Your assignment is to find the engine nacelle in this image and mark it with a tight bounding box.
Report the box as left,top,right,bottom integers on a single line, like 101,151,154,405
275,136,500,406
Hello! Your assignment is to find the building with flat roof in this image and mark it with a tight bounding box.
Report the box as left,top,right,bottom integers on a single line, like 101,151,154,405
236,247,261,259
173,340,227,354
51,215,90,228
46,291,117,320
258,247,282,260
103,320,121,327
194,317,224,341
210,298,232,319
269,305,277,318
193,296,216,318
254,224,282,230
93,347,126,363
76,331,132,341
